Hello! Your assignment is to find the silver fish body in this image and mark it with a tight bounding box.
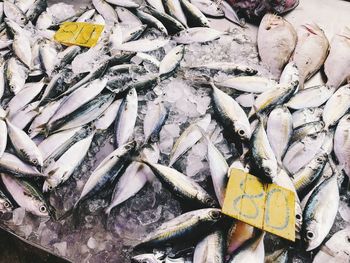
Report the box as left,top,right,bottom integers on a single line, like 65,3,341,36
95,99,122,131
13,31,32,68
290,121,325,144
159,44,185,78
334,114,350,179
215,76,274,93
143,102,168,143
92,0,118,24
193,229,225,263
173,27,225,44
180,0,210,28
292,107,323,129
3,1,27,26
163,0,188,27
5,57,28,94
191,0,223,17
0,152,43,177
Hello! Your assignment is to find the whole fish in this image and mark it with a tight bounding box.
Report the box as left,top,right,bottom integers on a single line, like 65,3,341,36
190,62,257,76
0,152,43,177
180,0,210,28
193,230,225,263
292,107,323,129
95,99,122,131
143,103,168,143
251,118,277,182
292,152,328,199
322,84,350,129
324,27,350,89
6,119,43,167
291,23,329,89
3,0,27,26
13,31,32,68
141,160,218,208
5,57,28,94
302,175,339,251
105,143,160,215
227,232,265,263
226,221,255,255
290,121,324,144
39,39,58,77
334,114,350,179
137,208,222,247
211,83,251,141
116,38,170,52
147,6,185,35
0,188,14,213
92,0,118,24
215,76,274,93
136,10,168,35
169,114,211,166
173,27,225,44
43,132,94,192
283,132,326,174
114,88,138,147
1,173,51,217
163,0,188,27
74,141,136,207
313,228,350,263
266,106,292,165
159,44,185,78
286,84,335,110
258,14,297,78
191,0,223,17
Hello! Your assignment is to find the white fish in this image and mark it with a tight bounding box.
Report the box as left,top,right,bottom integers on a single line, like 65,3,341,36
95,99,122,131
163,0,187,26
292,107,323,129
143,102,168,143
117,38,170,52
116,7,142,26
10,101,40,130
159,45,184,77
92,0,118,24
173,27,225,44
0,118,6,158
13,31,32,68
191,0,223,17
115,88,138,147
39,40,58,77
334,114,350,179
6,57,28,94
0,152,43,177
215,76,275,93
76,9,96,22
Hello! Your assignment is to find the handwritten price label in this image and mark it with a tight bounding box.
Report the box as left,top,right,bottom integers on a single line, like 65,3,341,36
54,22,104,48
222,169,295,241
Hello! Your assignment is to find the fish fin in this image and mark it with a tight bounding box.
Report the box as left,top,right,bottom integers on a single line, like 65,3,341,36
319,244,337,257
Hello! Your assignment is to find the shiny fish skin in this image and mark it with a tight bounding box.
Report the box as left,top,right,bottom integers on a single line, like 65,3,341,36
159,44,184,78
180,0,210,28
13,31,32,68
215,76,274,93
5,57,28,94
10,101,40,129
334,114,350,179
141,160,217,208
266,106,292,165
291,23,329,89
169,114,211,166
136,10,168,35
292,107,323,129
76,9,96,22
146,0,165,13
55,46,81,71
105,0,139,8
143,103,168,143
0,152,43,177
283,132,326,174
114,88,138,147
286,84,334,110
302,175,339,251
0,62,5,100
190,62,257,75
193,229,225,263
147,6,185,35
163,0,188,27
92,0,118,24
221,1,244,27
117,38,170,52
290,121,325,144
39,40,58,77
0,118,7,158
6,119,43,167
258,14,297,78
191,0,223,17
3,1,27,26
95,99,122,131
322,84,350,129
0,188,14,213
173,27,225,44
137,208,222,247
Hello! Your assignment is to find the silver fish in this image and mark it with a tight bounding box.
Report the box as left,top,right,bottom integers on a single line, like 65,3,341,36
322,84,350,129
0,118,6,158
5,57,28,94
43,132,94,192
251,118,278,182
221,0,245,27
10,101,40,129
147,6,185,34
146,0,165,13
143,102,168,143
292,107,323,129
266,106,292,165
138,208,222,247
0,188,14,213
216,76,275,94
76,9,96,22
1,173,51,217
115,88,138,147
39,39,58,77
190,62,257,75
105,0,139,8
121,24,147,43
302,175,339,251
169,114,211,166
3,0,27,26
286,84,334,110
193,230,225,263
6,118,43,166
180,0,210,28
173,27,225,44
334,114,350,179
290,121,324,144
141,160,217,208
36,11,53,30
283,132,325,174
116,7,142,26
55,45,81,71
13,31,32,68
163,0,188,27
16,0,35,13
136,10,168,35
117,38,170,52
26,0,47,22
95,99,122,131
0,152,43,177
159,44,184,78
279,62,299,88
191,0,223,18
92,0,118,24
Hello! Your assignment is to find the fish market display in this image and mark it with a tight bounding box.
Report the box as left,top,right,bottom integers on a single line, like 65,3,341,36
0,1,348,263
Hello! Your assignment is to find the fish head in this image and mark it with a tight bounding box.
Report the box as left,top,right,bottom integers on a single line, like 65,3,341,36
303,218,322,251
31,198,50,217
0,198,14,213
262,159,277,182
207,209,223,222
235,122,252,141
42,178,59,193
270,0,300,14
260,13,285,30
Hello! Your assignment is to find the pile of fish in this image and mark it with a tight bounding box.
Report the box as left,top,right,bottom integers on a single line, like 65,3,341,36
0,0,349,262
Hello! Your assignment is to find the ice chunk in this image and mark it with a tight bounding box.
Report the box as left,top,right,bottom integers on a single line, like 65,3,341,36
12,207,26,225
163,124,181,138
87,237,97,249
137,206,162,226
186,155,204,177
19,225,32,239
235,93,255,108
53,241,67,257
191,141,207,159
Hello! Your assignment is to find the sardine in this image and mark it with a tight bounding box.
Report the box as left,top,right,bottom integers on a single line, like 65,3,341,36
136,10,168,35
147,6,185,35
95,99,122,131
143,102,168,143
215,76,274,93
5,57,28,94
163,0,188,27
193,230,225,263
173,27,225,44
292,107,323,129
159,44,184,78
0,152,43,177
180,0,210,28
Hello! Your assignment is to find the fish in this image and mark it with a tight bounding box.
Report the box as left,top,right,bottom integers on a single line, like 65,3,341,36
74,141,136,208
116,38,170,52
258,14,297,78
215,76,274,93
42,132,94,192
292,107,323,129
180,0,210,28
283,132,326,174
26,0,47,22
302,175,339,251
55,46,81,71
221,1,245,27
95,99,122,131
191,0,223,18
140,160,217,208
334,114,350,179
39,39,58,77
116,7,142,26
76,9,96,22
137,208,222,247
286,84,335,110
12,31,32,68
226,221,255,255
291,23,329,89
266,106,292,165
0,112,7,158
105,0,139,8
169,114,211,166
190,62,257,75
324,27,350,89
210,83,251,141
132,252,165,263
114,88,138,147
163,0,188,27
0,152,43,177
265,248,289,263
92,0,118,24
313,228,350,263
3,0,27,26
173,27,225,44
0,187,14,213
250,118,278,182
143,103,168,143
6,119,43,167
227,232,265,263
105,143,160,215
10,101,40,129
5,57,29,94
322,84,350,129
290,121,325,144
292,152,328,199
136,10,168,35
279,62,300,88
0,61,5,100
193,229,225,263
121,24,147,43
146,0,165,13
1,173,51,217
159,44,185,78
147,6,185,35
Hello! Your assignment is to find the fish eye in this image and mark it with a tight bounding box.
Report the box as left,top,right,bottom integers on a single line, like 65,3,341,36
4,202,10,208
48,185,53,191
209,210,221,220
238,129,245,136
39,205,47,213
306,231,315,240
308,108,314,113
347,236,350,243
32,159,38,165
296,213,302,220
347,116,350,121
265,167,271,175
205,197,214,206
316,157,324,163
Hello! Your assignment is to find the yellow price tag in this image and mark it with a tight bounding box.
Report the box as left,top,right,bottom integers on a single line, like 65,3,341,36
222,169,295,241
54,22,104,48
